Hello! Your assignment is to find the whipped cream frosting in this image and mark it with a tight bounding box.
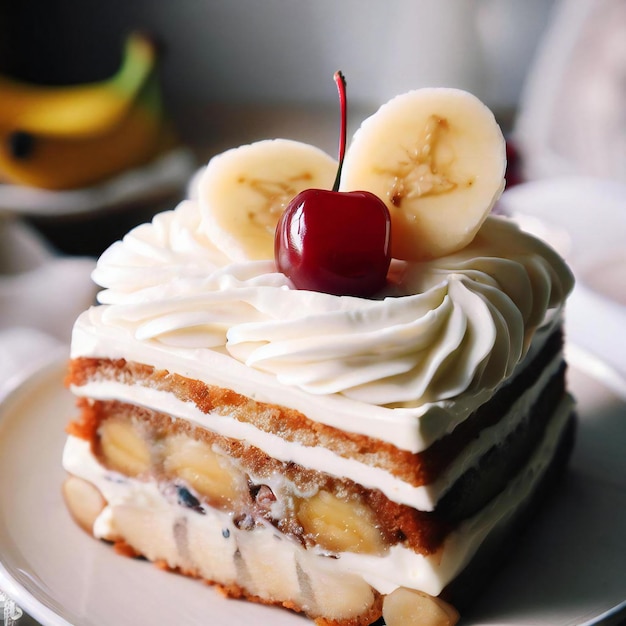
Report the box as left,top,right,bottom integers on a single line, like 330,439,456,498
89,195,573,408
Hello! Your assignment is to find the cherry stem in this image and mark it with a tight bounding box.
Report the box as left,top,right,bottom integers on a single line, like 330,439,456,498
332,70,347,192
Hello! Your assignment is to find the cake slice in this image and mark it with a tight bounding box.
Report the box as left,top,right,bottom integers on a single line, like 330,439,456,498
62,87,575,626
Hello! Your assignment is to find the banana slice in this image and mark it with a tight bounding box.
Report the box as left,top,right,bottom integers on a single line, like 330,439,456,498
340,88,506,261
199,139,338,261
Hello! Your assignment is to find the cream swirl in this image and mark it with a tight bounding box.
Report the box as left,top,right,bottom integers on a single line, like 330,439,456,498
92,199,573,407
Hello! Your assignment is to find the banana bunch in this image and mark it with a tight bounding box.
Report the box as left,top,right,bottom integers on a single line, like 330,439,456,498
199,88,506,262
0,33,176,190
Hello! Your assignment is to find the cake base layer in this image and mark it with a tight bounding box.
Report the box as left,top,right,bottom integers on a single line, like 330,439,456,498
63,397,576,626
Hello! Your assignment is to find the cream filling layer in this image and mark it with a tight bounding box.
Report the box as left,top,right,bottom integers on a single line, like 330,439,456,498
70,353,564,511
62,393,574,597
70,309,560,455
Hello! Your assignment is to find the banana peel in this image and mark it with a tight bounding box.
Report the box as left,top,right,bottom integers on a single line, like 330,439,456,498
0,32,178,190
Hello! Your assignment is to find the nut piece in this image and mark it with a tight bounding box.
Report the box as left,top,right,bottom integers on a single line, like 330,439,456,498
62,475,106,533
163,435,245,508
99,418,152,477
296,489,385,555
382,587,460,626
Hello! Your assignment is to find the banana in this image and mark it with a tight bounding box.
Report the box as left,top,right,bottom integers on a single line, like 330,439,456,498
339,88,506,261
62,476,107,533
0,33,156,137
199,139,338,261
296,489,385,555
382,587,460,626
163,435,246,508
0,32,175,189
99,419,152,477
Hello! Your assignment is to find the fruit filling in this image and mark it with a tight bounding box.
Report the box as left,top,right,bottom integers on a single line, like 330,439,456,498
93,413,391,557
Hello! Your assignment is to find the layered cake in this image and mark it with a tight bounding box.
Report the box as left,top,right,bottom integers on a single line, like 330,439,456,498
62,86,575,626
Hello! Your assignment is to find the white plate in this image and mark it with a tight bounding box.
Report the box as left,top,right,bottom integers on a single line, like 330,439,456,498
0,149,196,218
0,358,625,626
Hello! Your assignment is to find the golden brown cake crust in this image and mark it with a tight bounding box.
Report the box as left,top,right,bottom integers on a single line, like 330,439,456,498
64,328,567,556
66,356,431,483
66,327,563,490
71,397,449,555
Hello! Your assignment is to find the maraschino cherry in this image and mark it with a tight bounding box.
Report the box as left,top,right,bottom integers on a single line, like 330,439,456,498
274,71,391,297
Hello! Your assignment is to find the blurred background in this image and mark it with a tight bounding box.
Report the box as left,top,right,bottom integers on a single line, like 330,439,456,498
0,0,556,137
0,0,559,257
1,0,623,254
0,0,623,320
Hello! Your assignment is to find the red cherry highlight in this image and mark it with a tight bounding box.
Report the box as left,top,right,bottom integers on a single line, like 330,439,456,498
274,71,391,297
275,188,391,296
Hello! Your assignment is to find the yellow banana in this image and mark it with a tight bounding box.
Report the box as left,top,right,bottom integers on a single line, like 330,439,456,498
340,88,506,261
0,32,176,189
296,490,385,555
199,139,338,261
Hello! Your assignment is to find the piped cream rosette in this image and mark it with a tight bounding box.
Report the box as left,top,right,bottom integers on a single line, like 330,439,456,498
94,211,572,412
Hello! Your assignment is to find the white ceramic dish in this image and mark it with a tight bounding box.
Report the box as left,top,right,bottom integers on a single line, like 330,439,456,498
0,357,624,626
0,149,195,218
